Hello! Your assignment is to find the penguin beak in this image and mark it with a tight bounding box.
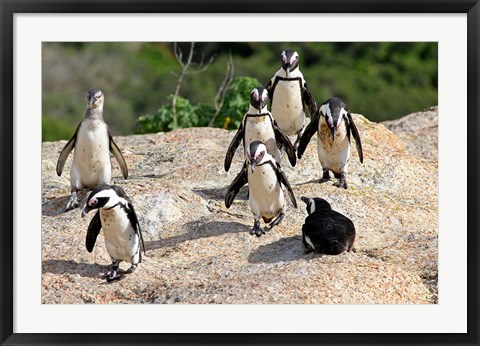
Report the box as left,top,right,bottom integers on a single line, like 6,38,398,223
250,159,257,173
301,196,309,204
285,66,290,78
330,126,336,141
81,206,91,218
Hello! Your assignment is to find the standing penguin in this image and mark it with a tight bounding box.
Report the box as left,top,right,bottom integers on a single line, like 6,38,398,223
225,141,297,237
56,89,128,211
300,196,355,255
81,184,145,282
297,97,363,189
266,49,317,148
224,87,296,172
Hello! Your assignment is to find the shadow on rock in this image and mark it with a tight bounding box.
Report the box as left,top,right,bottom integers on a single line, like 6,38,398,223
248,235,322,264
42,259,109,278
193,185,248,202
146,220,249,251
42,190,89,217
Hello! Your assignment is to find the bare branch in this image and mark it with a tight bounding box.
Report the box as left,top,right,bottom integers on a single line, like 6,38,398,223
209,51,235,127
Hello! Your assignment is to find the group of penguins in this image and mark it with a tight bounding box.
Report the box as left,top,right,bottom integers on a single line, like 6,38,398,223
55,49,363,282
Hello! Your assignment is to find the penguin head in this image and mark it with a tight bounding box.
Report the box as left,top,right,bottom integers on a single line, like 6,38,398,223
320,97,348,141
250,87,269,113
87,89,104,110
81,184,127,217
301,196,332,215
247,140,266,173
280,50,299,77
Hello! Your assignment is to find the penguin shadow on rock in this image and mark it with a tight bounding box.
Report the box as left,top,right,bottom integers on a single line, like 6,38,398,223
145,220,250,251
42,189,90,217
248,235,314,264
42,258,110,279
193,185,249,203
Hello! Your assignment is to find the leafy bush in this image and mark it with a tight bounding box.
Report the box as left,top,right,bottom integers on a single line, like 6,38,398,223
136,76,260,133
136,95,215,133
215,76,261,130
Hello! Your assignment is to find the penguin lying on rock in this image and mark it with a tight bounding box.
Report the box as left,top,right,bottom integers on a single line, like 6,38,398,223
225,141,297,237
297,97,363,189
81,183,145,282
56,89,128,211
300,196,355,255
266,49,317,149
224,86,296,172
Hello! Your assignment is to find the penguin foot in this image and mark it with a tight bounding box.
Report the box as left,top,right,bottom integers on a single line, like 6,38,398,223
249,227,265,237
103,270,121,282
249,219,265,237
64,194,79,211
268,212,285,229
123,264,137,274
103,262,121,282
333,178,348,189
318,169,330,184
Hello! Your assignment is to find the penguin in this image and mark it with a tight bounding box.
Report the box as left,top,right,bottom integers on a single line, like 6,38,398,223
300,196,355,255
266,49,317,148
297,97,363,189
81,183,145,282
224,86,296,172
56,89,128,211
225,141,297,237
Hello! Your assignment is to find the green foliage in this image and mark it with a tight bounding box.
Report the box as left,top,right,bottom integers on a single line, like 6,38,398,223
215,76,261,130
136,95,214,133
42,115,76,142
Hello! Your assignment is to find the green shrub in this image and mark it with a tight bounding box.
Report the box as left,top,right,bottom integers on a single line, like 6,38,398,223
136,76,260,133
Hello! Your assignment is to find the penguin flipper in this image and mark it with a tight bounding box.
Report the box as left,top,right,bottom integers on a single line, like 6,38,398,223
275,164,297,208
56,126,78,176
273,122,296,167
297,111,319,159
85,210,102,253
108,130,128,179
302,83,318,118
225,162,248,208
224,122,244,172
347,112,364,163
126,202,146,255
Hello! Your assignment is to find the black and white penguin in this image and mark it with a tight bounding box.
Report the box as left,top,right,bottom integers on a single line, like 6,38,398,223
81,183,145,282
56,89,128,211
297,97,363,189
300,196,355,255
225,141,297,237
266,49,317,148
224,87,296,172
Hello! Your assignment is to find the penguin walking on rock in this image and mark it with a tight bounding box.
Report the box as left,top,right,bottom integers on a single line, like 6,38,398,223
225,141,297,237
297,97,363,189
56,89,128,211
81,184,145,282
300,196,355,255
266,49,317,148
224,87,296,172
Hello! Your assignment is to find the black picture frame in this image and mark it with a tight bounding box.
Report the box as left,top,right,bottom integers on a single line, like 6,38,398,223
1,1,479,345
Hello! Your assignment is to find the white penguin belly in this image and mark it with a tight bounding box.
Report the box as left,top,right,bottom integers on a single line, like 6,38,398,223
72,120,111,188
317,118,350,174
248,164,285,221
100,208,139,263
244,116,281,163
271,80,305,136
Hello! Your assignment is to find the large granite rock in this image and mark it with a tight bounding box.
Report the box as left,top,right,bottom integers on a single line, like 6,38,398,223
42,109,438,304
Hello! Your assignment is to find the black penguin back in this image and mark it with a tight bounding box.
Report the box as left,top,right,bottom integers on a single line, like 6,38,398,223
302,209,355,255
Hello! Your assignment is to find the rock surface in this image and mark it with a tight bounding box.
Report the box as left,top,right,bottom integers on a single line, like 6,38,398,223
382,106,438,162
42,109,438,304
